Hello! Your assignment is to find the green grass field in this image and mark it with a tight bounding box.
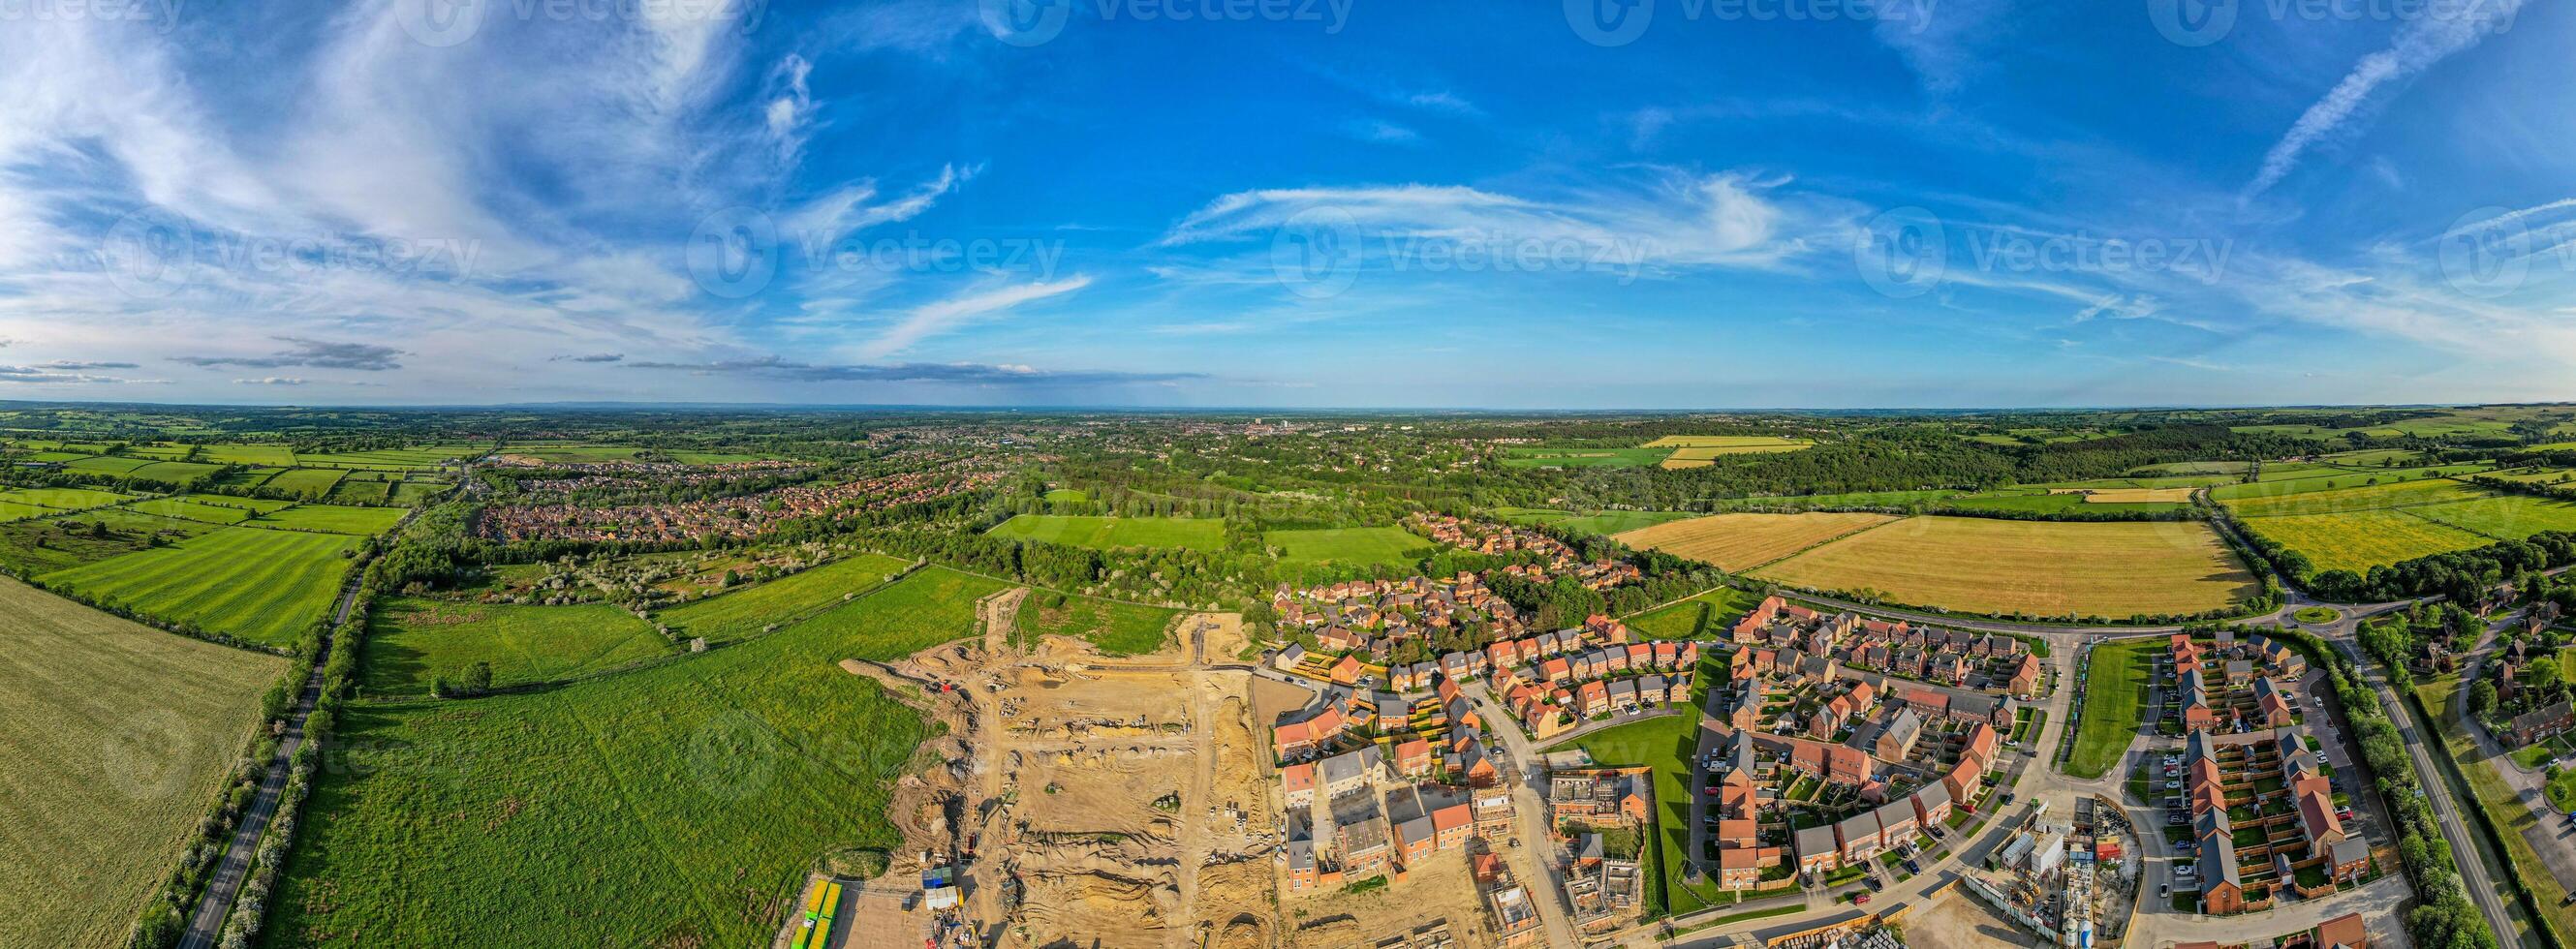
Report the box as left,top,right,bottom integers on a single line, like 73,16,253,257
1041,488,1089,504
0,510,221,575
2219,477,2484,516
1489,506,1703,533
253,504,408,536
985,514,1225,551
1707,489,1965,510
264,567,1006,947
2406,494,2576,539
263,468,348,498
1557,510,1704,535
2212,470,2483,505
1626,587,1763,640
327,479,392,505
2229,480,2576,574
1013,591,1177,656
1500,446,1673,468
0,578,285,948
200,444,298,466
389,481,450,505
1264,526,1432,571
2068,638,2156,779
65,455,154,474
653,553,915,645
1549,714,1715,915
39,527,363,645
1940,490,2186,515
128,460,225,485
0,486,135,509
114,497,255,524
359,598,676,695
0,500,56,522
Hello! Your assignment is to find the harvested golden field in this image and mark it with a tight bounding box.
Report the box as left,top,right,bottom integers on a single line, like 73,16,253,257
1752,516,2257,618
2076,487,2197,504
1651,437,1813,469
1613,512,1898,571
0,578,286,947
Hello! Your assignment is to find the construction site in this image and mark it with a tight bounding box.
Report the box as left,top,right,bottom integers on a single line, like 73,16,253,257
802,591,1284,949
1958,796,2142,949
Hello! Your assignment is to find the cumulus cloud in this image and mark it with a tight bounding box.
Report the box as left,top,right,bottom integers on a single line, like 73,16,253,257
233,377,309,385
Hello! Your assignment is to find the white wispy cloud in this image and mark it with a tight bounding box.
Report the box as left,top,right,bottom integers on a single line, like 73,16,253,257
856,276,1096,359
1158,171,1847,271
2245,0,2525,198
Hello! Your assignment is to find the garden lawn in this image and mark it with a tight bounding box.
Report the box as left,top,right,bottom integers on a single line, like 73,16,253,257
1550,714,1712,916
1627,587,1764,640
652,553,914,645
0,578,284,949
1264,526,1431,571
359,598,677,696
985,514,1224,551
2068,639,2156,779
263,568,1004,948
38,527,363,646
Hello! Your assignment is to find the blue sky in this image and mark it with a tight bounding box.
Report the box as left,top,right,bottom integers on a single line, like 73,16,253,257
0,0,2570,408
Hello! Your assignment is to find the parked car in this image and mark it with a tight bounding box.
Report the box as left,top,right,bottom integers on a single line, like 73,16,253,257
1854,894,1871,905
2159,883,2170,898
1903,860,1921,875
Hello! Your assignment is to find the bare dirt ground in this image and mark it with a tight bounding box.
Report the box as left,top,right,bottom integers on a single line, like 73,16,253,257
833,599,1284,948
1278,855,1493,949
1907,890,2048,949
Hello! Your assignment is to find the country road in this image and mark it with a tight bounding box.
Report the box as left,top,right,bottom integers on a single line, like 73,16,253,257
175,570,362,949
2337,634,2523,945
173,496,435,949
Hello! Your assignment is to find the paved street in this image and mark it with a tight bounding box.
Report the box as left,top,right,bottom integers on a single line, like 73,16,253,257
1447,588,2518,948
1466,684,1582,949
